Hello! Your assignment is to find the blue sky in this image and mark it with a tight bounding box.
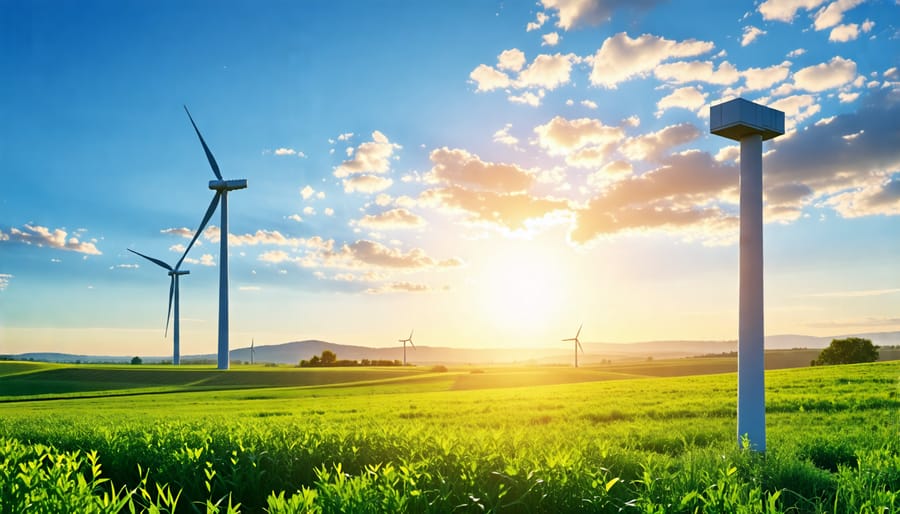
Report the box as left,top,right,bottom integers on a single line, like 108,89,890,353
1,0,898,357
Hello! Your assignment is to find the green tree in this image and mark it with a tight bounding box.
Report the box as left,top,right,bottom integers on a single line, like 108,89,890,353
131,356,142,365
813,337,879,366
320,350,337,365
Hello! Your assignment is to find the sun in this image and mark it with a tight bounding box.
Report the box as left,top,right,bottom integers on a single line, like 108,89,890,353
475,243,568,335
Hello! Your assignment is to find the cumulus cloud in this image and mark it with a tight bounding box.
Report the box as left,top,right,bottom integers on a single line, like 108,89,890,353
655,86,708,116
493,124,519,147
533,116,625,159
184,254,216,267
743,61,792,91
1,224,101,255
653,60,740,86
343,174,394,194
741,26,767,46
300,185,316,200
541,0,667,30
828,23,860,42
526,12,549,31
356,208,427,230
420,185,570,231
428,147,535,193
470,64,511,91
516,53,578,90
813,0,864,30
759,0,828,22
570,151,739,244
589,32,715,88
334,131,401,177
765,89,900,214
497,48,526,72
274,147,306,157
542,32,560,46
620,123,701,162
792,56,857,92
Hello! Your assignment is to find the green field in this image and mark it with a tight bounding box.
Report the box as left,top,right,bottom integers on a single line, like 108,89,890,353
0,360,897,513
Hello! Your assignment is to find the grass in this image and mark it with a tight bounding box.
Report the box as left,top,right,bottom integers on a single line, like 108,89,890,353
0,360,897,512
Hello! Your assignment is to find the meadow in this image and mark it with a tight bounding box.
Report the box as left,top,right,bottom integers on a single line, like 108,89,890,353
0,359,897,513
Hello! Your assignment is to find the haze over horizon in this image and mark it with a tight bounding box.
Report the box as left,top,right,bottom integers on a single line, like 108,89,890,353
2,1,898,357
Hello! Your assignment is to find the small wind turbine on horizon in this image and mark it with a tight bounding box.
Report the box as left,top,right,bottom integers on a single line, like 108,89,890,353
250,338,255,365
179,106,248,371
398,330,415,366
127,249,190,365
562,323,585,368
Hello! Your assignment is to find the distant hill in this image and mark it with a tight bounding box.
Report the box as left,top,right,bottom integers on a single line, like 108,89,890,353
6,331,898,365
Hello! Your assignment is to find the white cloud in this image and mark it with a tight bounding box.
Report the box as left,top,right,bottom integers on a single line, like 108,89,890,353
526,12,549,31
274,147,306,157
337,132,354,141
324,207,334,216
759,0,828,22
160,227,195,239
356,208,427,230
493,124,519,146
787,48,807,58
541,0,667,30
542,32,560,46
589,32,715,88
829,23,863,42
300,185,315,200
516,53,577,90
580,99,598,109
303,206,316,216
497,48,526,72
653,60,740,86
741,26,767,46
184,254,215,267
813,0,864,30
287,214,303,223
342,174,394,194
469,64,510,92
508,91,544,107
334,131,401,177
655,86,708,116
428,147,535,193
621,123,701,162
793,56,857,92
1,225,101,255
743,61,792,91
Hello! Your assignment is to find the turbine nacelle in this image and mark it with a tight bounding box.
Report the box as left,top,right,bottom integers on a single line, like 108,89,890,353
168,270,191,277
209,179,248,191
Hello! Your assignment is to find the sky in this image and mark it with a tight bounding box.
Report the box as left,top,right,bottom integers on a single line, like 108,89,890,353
1,0,898,357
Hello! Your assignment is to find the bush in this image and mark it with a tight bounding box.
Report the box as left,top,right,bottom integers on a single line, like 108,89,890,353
813,338,879,366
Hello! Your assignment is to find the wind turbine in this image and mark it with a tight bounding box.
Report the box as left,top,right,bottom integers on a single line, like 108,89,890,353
398,330,415,366
179,106,248,370
128,249,189,365
562,323,585,368
250,338,255,365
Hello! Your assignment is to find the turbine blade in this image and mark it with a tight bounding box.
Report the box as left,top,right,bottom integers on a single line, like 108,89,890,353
409,339,416,350
184,106,223,180
577,340,585,354
165,275,175,337
128,249,173,271
562,338,574,341
575,323,583,339
176,191,221,270
409,330,414,340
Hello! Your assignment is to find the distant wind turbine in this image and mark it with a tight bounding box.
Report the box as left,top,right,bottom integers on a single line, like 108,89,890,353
128,249,189,365
179,106,247,371
250,338,255,365
562,323,585,368
398,330,415,366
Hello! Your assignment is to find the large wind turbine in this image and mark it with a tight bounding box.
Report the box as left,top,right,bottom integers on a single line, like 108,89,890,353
398,330,415,366
128,249,189,365
180,106,247,370
562,324,585,368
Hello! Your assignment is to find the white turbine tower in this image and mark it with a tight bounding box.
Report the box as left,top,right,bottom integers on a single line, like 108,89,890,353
180,106,248,371
711,98,784,452
128,249,189,365
562,323,585,368
398,330,415,366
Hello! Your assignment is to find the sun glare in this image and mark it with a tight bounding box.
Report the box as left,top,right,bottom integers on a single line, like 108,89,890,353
476,244,568,336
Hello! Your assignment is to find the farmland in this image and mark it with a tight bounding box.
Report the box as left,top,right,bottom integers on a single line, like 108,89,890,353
0,360,897,513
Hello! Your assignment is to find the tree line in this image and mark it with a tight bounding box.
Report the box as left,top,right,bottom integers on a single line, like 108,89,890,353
299,350,403,368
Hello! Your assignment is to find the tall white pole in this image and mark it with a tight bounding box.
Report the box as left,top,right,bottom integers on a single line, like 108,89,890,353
738,133,765,451
174,277,181,366
710,98,783,452
218,192,230,370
